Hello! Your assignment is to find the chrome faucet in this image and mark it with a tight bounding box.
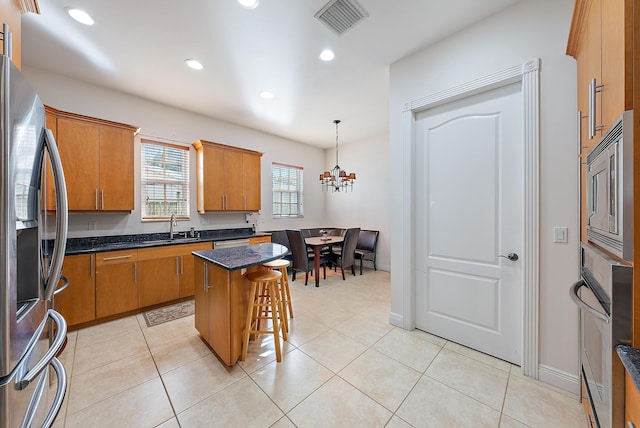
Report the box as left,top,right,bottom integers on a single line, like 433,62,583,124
169,214,177,240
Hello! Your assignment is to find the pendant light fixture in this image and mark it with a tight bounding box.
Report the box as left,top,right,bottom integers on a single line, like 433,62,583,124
320,119,356,192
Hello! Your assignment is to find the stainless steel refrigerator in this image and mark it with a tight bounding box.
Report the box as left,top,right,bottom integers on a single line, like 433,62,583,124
0,28,69,427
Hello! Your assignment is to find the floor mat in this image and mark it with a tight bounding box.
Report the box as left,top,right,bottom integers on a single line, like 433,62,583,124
143,299,194,327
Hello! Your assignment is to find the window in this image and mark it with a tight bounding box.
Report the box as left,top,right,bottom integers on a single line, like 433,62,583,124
272,162,303,218
141,140,190,219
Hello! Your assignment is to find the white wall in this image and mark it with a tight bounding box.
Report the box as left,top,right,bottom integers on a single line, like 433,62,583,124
389,0,580,392
323,133,391,271
22,67,331,237
24,64,393,274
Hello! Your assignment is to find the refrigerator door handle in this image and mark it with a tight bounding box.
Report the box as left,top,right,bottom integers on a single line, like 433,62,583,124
16,309,67,390
43,128,68,301
40,357,67,428
53,275,69,296
19,356,67,428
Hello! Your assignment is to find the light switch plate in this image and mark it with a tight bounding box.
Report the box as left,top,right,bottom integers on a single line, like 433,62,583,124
553,226,568,243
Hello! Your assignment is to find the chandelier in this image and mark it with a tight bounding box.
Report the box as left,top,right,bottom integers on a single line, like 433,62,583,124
320,120,356,192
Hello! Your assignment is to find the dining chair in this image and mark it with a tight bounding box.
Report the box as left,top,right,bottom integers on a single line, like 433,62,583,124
269,230,292,264
327,227,360,280
355,229,379,274
285,229,326,285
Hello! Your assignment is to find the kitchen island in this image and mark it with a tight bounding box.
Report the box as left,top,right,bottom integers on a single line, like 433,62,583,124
192,243,287,365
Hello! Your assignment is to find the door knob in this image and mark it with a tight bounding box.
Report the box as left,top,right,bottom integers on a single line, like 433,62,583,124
498,253,519,261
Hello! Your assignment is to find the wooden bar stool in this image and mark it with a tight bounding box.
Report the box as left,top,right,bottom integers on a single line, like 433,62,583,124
263,259,293,334
241,270,284,362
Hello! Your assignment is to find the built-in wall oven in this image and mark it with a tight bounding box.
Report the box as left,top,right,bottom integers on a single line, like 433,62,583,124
570,243,632,428
586,110,632,261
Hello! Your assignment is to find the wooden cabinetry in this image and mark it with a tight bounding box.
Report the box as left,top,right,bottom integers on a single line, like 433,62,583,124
0,0,24,68
192,140,262,213
567,0,633,242
138,242,211,307
249,236,271,245
95,249,138,318
569,1,640,423
627,373,640,427
176,242,211,297
56,242,212,327
44,106,138,212
194,258,251,365
54,254,96,327
137,247,180,308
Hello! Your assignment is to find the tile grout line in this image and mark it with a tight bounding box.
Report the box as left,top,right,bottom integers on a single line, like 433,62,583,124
134,312,182,427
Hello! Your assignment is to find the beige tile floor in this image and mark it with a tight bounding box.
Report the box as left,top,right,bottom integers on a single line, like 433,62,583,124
51,268,587,428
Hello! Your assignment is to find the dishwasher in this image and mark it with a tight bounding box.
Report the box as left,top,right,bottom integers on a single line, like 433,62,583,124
213,238,251,249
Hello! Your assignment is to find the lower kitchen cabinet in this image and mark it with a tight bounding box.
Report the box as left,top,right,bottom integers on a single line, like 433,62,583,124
95,249,138,318
248,236,271,245
177,242,211,298
55,254,95,327
57,242,212,326
138,247,180,308
627,373,640,427
194,259,210,342
194,258,252,365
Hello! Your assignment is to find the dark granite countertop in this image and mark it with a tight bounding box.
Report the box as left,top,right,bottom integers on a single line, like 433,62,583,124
193,243,288,270
56,228,270,255
616,344,640,391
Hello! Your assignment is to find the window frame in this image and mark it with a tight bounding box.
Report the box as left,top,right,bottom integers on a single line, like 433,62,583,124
272,162,304,218
140,139,190,221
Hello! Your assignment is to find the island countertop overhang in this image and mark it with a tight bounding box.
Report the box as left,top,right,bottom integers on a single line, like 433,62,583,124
192,243,288,270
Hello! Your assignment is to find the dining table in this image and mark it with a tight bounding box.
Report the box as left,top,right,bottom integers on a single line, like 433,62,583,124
304,235,344,287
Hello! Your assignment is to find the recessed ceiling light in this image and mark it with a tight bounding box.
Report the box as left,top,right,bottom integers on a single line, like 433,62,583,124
238,0,259,9
260,91,274,99
66,8,94,25
320,49,335,61
185,59,203,70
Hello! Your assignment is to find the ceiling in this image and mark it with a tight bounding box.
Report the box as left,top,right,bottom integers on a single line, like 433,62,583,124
21,0,522,148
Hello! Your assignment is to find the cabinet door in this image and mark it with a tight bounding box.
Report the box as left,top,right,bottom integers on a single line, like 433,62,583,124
243,153,261,211
95,250,138,318
194,259,210,342
586,0,603,141
601,0,631,131
207,264,232,363
203,145,225,211
95,262,138,318
178,243,211,298
224,150,244,210
138,257,180,307
54,254,95,326
57,118,100,210
43,113,57,212
627,373,640,427
99,126,134,211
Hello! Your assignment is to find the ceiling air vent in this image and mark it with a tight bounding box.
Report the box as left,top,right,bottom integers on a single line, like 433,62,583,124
314,0,369,37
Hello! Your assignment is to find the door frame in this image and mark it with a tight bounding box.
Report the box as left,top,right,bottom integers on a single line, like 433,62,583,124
399,59,540,378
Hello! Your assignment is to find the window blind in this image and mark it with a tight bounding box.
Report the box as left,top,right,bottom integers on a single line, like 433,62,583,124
272,162,304,218
141,140,190,219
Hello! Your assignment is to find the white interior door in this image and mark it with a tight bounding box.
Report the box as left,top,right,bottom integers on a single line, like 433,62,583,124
414,82,523,364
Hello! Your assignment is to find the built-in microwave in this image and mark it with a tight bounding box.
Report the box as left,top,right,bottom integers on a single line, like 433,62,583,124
586,110,633,261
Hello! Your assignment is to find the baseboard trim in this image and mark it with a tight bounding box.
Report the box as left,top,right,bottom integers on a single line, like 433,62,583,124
389,312,403,327
538,364,580,396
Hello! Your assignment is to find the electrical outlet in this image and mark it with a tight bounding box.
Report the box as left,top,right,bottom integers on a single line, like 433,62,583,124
553,226,568,243
88,221,96,230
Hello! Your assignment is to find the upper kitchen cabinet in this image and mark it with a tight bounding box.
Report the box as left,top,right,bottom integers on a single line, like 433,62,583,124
567,0,632,152
192,140,262,213
45,106,138,212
